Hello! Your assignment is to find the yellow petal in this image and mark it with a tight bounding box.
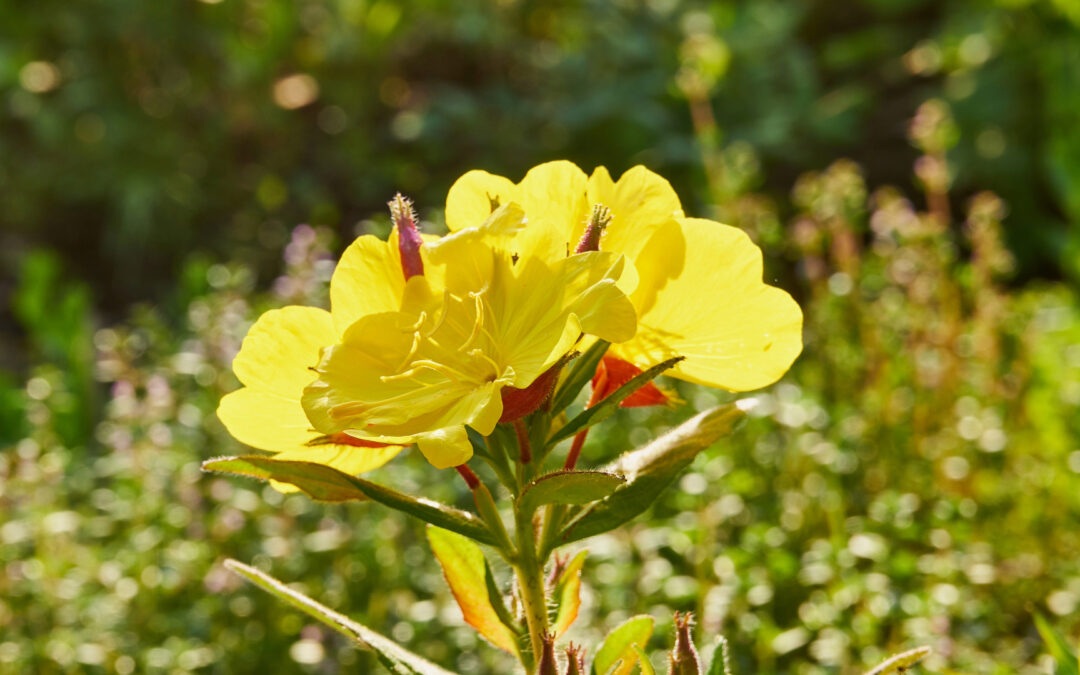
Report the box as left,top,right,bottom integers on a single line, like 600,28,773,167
445,170,519,231
615,217,803,391
515,160,590,252
445,161,588,263
231,306,335,396
217,388,320,452
496,251,637,386
274,443,403,476
218,388,401,495
303,307,509,443
586,165,684,262
329,235,405,336
415,426,473,469
426,203,527,296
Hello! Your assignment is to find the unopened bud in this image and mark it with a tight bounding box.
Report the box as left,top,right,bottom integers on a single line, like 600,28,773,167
389,193,424,279
574,204,613,253
668,612,701,675
564,643,585,675
538,632,558,675
499,362,563,423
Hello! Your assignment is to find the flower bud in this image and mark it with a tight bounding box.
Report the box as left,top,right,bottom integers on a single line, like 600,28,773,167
389,192,424,279
668,611,701,675
538,631,558,675
564,643,585,675
499,363,563,423
574,204,613,253
592,355,674,408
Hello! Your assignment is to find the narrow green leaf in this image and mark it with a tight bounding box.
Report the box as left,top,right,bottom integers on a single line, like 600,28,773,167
468,428,515,491
1035,614,1080,675
203,455,369,502
863,646,933,675
551,550,588,637
548,357,683,447
519,471,625,515
203,456,494,545
634,645,656,675
224,559,457,675
550,339,610,413
592,615,654,675
427,526,520,655
705,637,733,675
559,403,745,544
483,558,521,639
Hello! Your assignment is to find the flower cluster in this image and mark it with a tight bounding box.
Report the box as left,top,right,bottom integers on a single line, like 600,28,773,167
218,161,802,472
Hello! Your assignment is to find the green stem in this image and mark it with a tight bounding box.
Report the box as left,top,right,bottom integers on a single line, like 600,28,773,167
514,506,548,673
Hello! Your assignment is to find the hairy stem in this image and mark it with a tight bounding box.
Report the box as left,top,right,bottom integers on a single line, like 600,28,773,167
514,507,548,672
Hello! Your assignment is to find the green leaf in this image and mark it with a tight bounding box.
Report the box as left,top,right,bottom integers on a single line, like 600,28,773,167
559,403,745,545
705,637,733,675
634,645,656,675
426,527,520,655
202,455,370,502
224,559,457,675
547,356,683,447
483,558,520,637
203,456,494,545
862,646,932,675
468,428,515,490
592,615,654,675
518,471,625,515
551,550,588,637
549,339,609,413
1035,614,1079,675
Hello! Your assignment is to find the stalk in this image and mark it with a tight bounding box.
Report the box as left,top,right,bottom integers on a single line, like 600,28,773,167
514,505,549,672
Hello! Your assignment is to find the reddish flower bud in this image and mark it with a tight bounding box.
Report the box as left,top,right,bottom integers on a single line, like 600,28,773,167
668,612,701,675
574,204,613,253
499,363,563,423
592,355,674,408
538,631,558,675
564,643,586,675
389,192,424,280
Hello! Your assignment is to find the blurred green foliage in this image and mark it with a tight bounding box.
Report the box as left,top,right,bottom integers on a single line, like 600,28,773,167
3,0,1080,673
3,0,1080,310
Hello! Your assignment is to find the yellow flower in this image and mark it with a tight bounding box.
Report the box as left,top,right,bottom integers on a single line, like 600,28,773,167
216,222,444,482
300,204,638,469
445,161,803,391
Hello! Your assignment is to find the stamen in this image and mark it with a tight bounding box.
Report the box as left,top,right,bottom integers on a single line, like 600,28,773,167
458,291,486,353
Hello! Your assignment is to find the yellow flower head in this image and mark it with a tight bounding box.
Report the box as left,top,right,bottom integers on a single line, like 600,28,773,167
301,204,637,469
216,199,446,483
445,161,803,392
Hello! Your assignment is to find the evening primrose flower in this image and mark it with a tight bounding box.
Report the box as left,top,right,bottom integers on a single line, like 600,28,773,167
300,203,638,469
216,197,445,480
445,161,803,392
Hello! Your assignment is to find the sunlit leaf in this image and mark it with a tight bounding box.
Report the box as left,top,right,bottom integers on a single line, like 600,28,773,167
547,356,683,447
634,645,656,675
551,550,588,637
559,403,746,544
224,559,457,675
1034,614,1079,675
550,339,610,413
705,637,733,675
518,471,625,515
592,615,654,675
863,646,932,675
203,456,494,545
426,526,520,655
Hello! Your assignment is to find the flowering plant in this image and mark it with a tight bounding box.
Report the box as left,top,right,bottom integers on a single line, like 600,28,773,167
205,161,810,674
